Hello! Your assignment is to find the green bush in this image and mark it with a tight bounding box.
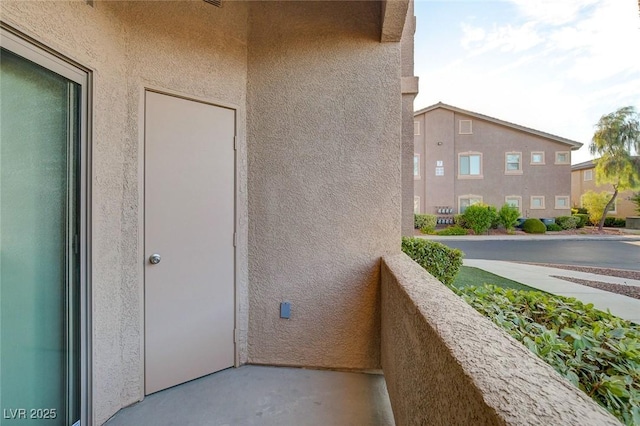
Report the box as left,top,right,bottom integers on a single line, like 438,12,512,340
454,284,640,425
572,207,588,215
604,217,626,228
462,204,495,235
573,214,588,229
401,237,463,286
487,205,499,229
454,214,467,228
414,214,437,231
498,204,520,231
522,218,546,234
582,190,611,225
436,225,468,236
546,223,562,232
556,216,579,230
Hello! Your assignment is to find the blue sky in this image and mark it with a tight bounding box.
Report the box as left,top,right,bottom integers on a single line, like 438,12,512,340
413,0,640,164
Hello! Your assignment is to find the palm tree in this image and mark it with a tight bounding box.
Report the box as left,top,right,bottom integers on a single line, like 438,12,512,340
589,106,640,230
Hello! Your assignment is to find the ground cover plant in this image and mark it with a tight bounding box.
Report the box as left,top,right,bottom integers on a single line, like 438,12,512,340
453,285,640,425
402,240,640,424
436,225,468,236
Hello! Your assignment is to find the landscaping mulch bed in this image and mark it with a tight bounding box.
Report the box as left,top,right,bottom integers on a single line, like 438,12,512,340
521,262,640,301
550,275,640,301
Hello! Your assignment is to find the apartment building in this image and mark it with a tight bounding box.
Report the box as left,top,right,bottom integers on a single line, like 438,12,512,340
414,103,582,220
571,159,639,219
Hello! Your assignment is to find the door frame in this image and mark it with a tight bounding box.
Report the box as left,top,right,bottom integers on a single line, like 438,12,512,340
0,23,93,426
139,87,240,397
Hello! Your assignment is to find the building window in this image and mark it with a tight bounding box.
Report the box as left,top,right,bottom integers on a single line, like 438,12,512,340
505,196,522,210
413,154,420,179
531,196,545,209
414,196,420,213
458,152,482,178
531,152,545,165
584,169,593,181
459,119,472,134
555,196,570,209
555,151,570,164
414,121,420,136
505,152,522,174
458,195,482,213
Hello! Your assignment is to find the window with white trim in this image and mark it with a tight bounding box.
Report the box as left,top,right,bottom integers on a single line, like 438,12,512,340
555,196,570,209
505,152,522,174
414,121,420,136
505,196,522,210
458,153,482,178
413,154,420,179
414,196,420,213
459,120,472,134
555,151,570,164
458,195,482,213
584,169,593,181
531,196,545,209
531,152,545,165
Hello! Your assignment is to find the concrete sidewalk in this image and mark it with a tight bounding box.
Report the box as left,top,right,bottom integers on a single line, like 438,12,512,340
464,259,640,324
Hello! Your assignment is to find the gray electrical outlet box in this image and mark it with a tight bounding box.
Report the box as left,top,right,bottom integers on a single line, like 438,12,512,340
280,302,291,319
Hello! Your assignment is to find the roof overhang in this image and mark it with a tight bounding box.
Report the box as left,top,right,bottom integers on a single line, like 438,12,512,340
380,0,410,42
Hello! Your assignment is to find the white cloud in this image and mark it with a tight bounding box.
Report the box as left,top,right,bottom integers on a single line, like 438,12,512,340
508,0,599,25
460,21,544,54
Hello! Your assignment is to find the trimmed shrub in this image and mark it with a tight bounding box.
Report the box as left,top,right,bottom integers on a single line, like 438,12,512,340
522,218,546,234
461,204,494,235
556,216,579,230
454,284,640,425
414,214,437,231
436,225,468,236
401,237,463,286
604,217,626,228
546,223,562,232
498,204,520,231
573,214,588,229
572,207,588,215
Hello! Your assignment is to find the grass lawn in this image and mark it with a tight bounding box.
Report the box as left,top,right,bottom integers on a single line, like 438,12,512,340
453,266,541,292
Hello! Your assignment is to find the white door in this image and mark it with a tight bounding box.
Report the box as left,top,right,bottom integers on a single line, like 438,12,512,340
144,91,235,395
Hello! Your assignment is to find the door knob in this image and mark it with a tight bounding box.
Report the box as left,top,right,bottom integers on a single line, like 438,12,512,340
149,254,161,264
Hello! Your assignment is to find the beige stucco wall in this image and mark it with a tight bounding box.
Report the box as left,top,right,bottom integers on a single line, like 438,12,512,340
381,253,620,426
400,1,417,236
246,1,402,370
415,108,575,219
1,1,250,424
571,168,638,219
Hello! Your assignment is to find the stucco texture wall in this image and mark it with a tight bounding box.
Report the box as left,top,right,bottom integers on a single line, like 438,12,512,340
1,1,249,424
381,253,620,426
246,1,402,370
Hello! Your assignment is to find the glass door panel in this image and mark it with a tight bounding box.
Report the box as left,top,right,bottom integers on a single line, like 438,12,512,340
0,48,80,426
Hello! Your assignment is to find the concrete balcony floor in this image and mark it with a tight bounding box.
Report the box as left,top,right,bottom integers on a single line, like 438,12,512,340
106,365,395,426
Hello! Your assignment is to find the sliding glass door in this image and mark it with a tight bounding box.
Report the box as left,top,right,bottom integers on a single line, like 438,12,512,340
1,28,88,426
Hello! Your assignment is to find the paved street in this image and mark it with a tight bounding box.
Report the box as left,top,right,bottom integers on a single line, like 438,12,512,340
437,239,640,271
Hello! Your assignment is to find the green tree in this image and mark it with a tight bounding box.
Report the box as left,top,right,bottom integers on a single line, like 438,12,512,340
581,191,610,225
631,192,640,215
589,106,640,230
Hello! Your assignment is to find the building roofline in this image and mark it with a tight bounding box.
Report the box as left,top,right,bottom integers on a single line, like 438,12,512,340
571,160,595,171
414,102,584,150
